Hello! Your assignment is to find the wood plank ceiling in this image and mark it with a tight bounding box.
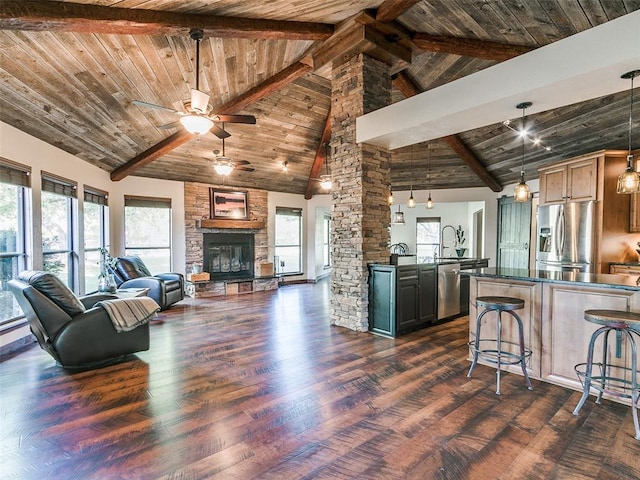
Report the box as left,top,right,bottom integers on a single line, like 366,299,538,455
1,1,639,196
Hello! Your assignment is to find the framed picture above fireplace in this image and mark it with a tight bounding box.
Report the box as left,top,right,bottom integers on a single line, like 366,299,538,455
210,188,249,220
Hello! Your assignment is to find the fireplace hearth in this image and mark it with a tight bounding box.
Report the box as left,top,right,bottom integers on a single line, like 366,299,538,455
203,233,254,280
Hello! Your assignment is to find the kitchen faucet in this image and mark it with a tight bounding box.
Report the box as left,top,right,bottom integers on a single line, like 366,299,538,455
441,224,457,257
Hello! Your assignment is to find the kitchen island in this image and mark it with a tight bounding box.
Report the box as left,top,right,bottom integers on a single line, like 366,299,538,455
468,268,640,405
368,258,489,337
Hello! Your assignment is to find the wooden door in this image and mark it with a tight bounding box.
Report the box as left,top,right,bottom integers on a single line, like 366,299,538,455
497,196,532,269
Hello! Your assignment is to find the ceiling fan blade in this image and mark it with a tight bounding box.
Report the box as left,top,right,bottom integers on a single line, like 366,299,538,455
213,114,257,124
236,167,255,172
158,121,181,130
132,100,179,114
210,125,231,139
234,160,251,165
190,89,210,114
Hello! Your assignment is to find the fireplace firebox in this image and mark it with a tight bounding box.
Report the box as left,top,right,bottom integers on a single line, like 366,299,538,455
203,233,254,280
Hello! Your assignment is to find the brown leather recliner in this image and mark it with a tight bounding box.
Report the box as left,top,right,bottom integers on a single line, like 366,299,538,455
110,256,184,310
9,271,150,368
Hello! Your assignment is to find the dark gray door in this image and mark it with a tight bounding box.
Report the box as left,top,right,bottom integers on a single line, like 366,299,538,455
497,196,532,269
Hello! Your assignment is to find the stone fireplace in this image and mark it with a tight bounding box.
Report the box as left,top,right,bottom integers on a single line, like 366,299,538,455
184,182,276,297
203,233,254,280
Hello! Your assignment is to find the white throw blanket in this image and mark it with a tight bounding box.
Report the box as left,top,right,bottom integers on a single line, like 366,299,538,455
98,297,160,332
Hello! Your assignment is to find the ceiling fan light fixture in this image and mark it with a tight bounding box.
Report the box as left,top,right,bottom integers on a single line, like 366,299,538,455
282,161,288,173
213,160,234,176
617,69,640,194
180,114,213,135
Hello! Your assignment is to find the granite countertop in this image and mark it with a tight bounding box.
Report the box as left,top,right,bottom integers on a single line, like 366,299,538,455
372,257,490,267
469,267,640,291
610,262,640,266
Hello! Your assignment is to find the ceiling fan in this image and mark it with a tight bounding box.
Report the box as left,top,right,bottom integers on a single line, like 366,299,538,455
212,132,255,176
132,28,256,138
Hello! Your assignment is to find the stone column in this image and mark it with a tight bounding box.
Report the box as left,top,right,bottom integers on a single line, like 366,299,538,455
330,53,391,331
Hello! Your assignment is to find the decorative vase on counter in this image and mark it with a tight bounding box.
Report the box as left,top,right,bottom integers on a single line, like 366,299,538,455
455,247,467,258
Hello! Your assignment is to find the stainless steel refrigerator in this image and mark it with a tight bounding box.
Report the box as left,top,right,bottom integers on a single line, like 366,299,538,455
535,200,596,273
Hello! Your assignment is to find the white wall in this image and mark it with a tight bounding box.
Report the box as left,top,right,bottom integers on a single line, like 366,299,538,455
390,180,540,266
267,191,331,282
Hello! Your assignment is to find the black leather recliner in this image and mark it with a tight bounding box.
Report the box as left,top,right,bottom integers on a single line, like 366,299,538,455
110,256,184,310
9,271,150,368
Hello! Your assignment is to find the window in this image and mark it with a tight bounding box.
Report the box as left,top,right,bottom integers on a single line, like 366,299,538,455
275,207,302,275
125,196,171,273
41,172,77,290
83,186,109,294
0,158,30,326
323,214,331,268
416,217,441,263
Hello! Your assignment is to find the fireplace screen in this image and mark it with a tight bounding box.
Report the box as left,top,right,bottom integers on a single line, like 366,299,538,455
203,233,254,280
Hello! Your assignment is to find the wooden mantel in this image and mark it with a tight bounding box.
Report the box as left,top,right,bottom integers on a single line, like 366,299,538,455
199,219,265,229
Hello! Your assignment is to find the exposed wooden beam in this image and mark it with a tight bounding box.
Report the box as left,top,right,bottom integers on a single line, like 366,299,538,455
309,20,411,71
305,109,332,200
0,0,334,40
375,0,421,22
442,135,502,192
391,71,420,98
412,32,535,61
110,131,193,181
221,62,313,114
112,62,313,181
392,72,503,192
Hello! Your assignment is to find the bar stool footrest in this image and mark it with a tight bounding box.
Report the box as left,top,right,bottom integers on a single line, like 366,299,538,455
468,339,532,367
575,362,640,401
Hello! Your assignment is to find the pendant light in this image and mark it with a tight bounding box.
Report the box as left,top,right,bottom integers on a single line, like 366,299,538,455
426,142,434,209
617,69,640,194
407,144,416,208
320,142,332,190
392,204,405,225
514,102,532,203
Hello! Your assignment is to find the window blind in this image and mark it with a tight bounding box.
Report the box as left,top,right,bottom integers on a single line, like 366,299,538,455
276,207,302,216
41,171,77,198
124,195,171,208
84,186,109,206
0,157,31,187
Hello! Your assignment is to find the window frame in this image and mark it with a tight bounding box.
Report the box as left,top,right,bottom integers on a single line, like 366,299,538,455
323,214,331,268
0,158,31,327
124,195,172,272
274,206,303,276
83,186,109,295
41,172,78,291
416,216,441,263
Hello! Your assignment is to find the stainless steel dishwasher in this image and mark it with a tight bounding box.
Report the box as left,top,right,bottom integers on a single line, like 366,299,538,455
438,263,460,319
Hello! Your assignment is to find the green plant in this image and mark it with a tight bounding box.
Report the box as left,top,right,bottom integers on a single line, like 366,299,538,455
456,225,466,245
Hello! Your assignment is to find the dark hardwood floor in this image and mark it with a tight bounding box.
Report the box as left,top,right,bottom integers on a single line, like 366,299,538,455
1,280,638,479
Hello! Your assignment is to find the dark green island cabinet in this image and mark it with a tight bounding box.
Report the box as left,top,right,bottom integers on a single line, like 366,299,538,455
368,263,437,337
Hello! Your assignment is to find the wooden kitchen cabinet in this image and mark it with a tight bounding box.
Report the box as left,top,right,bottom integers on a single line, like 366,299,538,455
368,263,437,337
539,156,598,205
632,193,640,232
610,264,640,275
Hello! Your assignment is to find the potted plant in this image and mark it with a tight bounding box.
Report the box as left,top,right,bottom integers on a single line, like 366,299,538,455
455,225,467,258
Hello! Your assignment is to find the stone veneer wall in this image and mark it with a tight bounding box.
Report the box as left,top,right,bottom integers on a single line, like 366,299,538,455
330,54,391,331
184,182,269,296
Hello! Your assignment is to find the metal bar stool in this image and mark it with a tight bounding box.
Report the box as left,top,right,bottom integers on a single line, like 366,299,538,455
467,296,533,394
573,309,640,441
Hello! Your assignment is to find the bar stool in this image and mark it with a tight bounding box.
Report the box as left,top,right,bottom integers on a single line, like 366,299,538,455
573,309,640,441
467,296,533,394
